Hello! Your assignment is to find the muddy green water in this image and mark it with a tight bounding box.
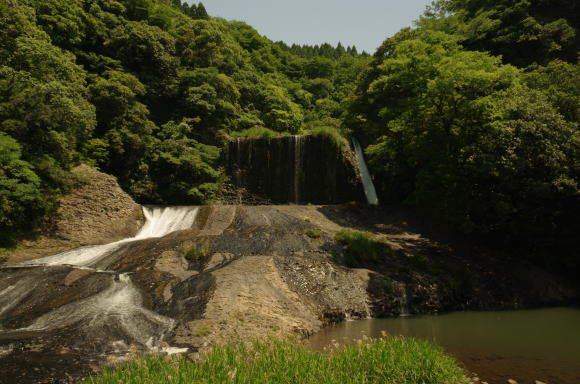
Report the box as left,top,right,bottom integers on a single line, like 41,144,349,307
307,308,580,384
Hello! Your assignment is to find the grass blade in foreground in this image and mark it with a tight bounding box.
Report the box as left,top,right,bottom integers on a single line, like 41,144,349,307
83,337,469,384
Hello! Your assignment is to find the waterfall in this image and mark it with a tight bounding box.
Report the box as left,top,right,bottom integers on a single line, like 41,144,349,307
293,135,302,204
0,206,199,356
395,282,411,317
19,206,199,268
21,273,175,347
351,138,379,205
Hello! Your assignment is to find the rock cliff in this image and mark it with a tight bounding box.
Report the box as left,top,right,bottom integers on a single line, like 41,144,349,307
227,135,364,204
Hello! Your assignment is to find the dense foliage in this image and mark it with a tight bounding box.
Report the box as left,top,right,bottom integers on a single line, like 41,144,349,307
347,2,579,270
83,338,468,384
0,0,367,243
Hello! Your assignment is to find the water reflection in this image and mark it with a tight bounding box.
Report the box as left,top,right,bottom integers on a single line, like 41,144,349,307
307,308,580,384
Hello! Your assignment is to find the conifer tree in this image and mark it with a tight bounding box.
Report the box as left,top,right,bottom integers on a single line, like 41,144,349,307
196,2,208,19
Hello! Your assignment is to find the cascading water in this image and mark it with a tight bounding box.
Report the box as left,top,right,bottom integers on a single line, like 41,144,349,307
227,135,361,204
22,273,174,347
395,281,411,317
0,206,199,362
351,138,379,206
19,206,198,268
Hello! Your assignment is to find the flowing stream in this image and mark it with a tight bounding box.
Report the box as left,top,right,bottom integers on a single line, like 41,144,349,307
351,138,379,205
0,206,198,361
19,206,198,268
307,308,580,384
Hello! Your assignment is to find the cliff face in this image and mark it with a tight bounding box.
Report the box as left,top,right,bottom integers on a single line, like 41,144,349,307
227,135,364,204
1,164,142,265
53,164,142,245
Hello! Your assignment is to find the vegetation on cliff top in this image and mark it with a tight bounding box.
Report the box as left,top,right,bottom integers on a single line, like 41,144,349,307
82,338,468,384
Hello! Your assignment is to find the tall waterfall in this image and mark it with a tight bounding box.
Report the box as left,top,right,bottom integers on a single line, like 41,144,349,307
293,135,302,204
351,138,379,205
20,206,199,268
227,135,361,204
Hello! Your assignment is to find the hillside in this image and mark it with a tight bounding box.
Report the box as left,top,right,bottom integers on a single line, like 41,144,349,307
0,0,369,246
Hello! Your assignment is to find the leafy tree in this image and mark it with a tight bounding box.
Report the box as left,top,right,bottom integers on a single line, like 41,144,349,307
0,133,46,243
524,60,580,123
419,0,579,67
349,29,578,263
0,36,96,170
149,120,221,203
106,21,177,80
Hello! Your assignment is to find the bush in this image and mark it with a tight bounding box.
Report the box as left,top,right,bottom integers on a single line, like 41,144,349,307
305,228,321,239
334,229,388,267
82,338,468,384
184,246,210,262
231,126,282,140
307,125,347,150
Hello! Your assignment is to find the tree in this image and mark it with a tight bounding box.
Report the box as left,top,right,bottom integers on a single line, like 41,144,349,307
195,3,208,19
418,0,579,67
0,133,46,243
524,60,580,123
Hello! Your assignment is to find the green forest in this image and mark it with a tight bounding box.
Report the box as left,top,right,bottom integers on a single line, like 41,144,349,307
1,0,578,273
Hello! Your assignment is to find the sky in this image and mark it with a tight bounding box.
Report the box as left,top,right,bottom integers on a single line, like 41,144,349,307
191,0,433,53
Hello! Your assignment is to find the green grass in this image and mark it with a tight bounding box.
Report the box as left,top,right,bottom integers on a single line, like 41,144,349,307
305,228,322,239
184,246,210,262
334,229,389,267
231,127,282,140
307,126,348,150
82,338,468,384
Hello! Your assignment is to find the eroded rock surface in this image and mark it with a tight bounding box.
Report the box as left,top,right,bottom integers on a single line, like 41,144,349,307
0,204,577,384
2,164,142,266
53,164,142,245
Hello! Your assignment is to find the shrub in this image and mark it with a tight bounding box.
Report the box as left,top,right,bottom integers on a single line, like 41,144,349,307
334,229,387,267
305,228,322,239
383,275,395,294
184,246,210,262
307,126,347,150
231,126,281,140
82,338,468,384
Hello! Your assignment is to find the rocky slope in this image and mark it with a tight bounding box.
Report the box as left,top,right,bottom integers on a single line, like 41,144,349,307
0,168,577,383
2,164,142,265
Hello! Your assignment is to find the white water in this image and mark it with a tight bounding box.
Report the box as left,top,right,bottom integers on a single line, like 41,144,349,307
0,206,198,358
396,281,410,317
0,276,38,319
23,273,175,347
351,138,379,205
20,206,199,267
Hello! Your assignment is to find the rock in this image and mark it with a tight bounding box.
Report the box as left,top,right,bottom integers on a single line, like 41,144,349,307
508,379,518,384
228,135,363,204
63,269,94,286
53,164,141,246
535,381,547,384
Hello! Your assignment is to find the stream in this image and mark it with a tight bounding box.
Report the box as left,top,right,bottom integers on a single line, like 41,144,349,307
307,308,580,384
0,206,198,383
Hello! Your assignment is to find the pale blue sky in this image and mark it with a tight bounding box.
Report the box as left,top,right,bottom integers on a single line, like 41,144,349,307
190,0,433,53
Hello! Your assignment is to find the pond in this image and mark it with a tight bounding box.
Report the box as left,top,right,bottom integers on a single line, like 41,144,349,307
307,308,580,384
